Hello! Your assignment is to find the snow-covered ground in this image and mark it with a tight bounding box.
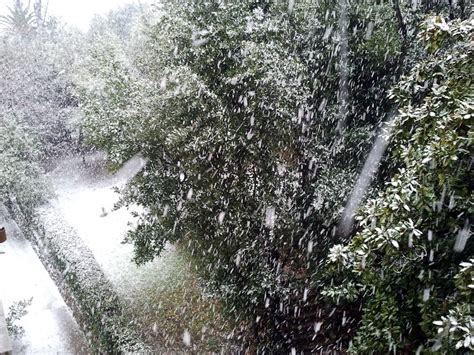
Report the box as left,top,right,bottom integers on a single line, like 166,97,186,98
45,153,172,299
0,206,89,354
36,153,231,351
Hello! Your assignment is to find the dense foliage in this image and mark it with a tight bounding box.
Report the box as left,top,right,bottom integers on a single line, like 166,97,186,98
80,0,473,351
79,1,408,345
0,2,82,212
325,17,473,352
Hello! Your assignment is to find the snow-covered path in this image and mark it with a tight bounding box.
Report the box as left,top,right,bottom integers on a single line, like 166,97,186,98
45,153,171,300
0,206,89,354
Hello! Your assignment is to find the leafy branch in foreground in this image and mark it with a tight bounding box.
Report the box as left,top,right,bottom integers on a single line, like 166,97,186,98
325,17,473,353
6,298,33,339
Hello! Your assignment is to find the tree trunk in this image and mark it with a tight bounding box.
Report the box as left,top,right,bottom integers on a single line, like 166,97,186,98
458,0,467,19
393,0,408,53
33,0,48,27
336,0,349,135
422,0,433,12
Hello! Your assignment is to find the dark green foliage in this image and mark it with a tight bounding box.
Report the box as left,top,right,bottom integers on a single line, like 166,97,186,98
325,17,473,353
80,0,472,352
80,0,406,349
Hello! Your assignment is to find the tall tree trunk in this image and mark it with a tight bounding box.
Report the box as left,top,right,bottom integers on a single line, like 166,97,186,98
392,0,411,80
458,0,467,19
393,0,408,54
448,0,455,19
422,0,433,12
33,0,47,27
336,0,349,135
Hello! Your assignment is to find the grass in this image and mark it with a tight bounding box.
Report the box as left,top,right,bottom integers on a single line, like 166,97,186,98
121,248,236,352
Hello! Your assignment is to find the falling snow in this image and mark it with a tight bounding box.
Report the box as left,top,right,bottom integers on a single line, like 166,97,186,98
0,1,472,353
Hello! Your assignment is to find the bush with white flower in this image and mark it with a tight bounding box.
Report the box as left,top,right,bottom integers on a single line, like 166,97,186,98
327,244,353,267
433,308,474,351
432,260,474,351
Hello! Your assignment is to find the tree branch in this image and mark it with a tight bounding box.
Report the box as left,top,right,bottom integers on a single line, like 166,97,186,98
392,0,408,54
